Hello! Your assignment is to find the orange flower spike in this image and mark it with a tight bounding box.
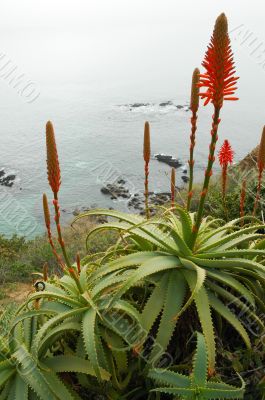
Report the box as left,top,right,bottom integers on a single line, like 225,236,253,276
190,13,238,254
198,13,239,108
43,193,50,229
253,126,265,215
187,68,200,210
143,121,151,219
190,68,200,113
143,121,151,163
46,121,61,195
218,139,234,198
171,168,176,208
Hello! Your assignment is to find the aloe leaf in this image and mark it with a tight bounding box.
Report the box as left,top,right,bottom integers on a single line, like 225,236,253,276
11,310,57,332
206,281,264,332
196,249,265,259
60,276,80,296
13,346,57,400
176,258,206,320
201,375,245,399
17,292,82,313
208,294,251,348
148,369,190,387
191,332,208,388
32,308,87,358
0,369,15,388
82,309,101,380
38,321,81,357
199,225,264,252
91,251,165,280
79,266,88,292
111,300,141,322
44,355,110,380
91,272,131,299
188,256,265,275
147,220,191,255
174,205,193,244
141,274,168,333
13,375,28,400
110,256,181,305
86,221,177,253
100,329,128,373
150,271,186,365
193,289,215,374
81,210,179,252
205,269,255,306
151,387,196,395
40,370,82,400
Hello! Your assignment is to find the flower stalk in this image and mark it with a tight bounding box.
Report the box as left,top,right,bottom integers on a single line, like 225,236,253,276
143,121,151,219
190,13,238,248
171,168,176,208
45,121,82,291
187,68,200,210
43,193,64,270
218,140,234,218
253,126,265,215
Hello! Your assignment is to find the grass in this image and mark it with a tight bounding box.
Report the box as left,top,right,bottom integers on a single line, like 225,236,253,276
0,216,117,295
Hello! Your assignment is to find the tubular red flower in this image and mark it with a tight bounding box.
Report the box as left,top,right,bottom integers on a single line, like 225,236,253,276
218,140,234,166
46,121,61,194
198,13,239,108
143,121,151,163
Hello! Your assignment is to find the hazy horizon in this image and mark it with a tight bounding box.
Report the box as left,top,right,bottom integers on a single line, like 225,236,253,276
0,0,264,237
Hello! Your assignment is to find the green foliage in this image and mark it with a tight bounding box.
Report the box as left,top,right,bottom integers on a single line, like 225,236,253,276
205,174,265,221
0,219,117,286
148,332,245,399
75,207,265,375
0,235,27,260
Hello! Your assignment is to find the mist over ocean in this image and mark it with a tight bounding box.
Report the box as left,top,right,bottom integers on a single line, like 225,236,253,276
0,0,264,237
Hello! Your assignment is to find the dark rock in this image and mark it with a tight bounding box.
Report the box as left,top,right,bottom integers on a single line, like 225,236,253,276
101,186,111,195
117,179,126,185
0,171,16,187
159,101,173,107
181,176,189,183
130,103,149,108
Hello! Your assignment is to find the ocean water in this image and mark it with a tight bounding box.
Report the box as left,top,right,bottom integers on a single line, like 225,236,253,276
0,0,264,238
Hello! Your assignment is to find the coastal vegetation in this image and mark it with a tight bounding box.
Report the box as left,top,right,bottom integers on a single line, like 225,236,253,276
0,13,264,400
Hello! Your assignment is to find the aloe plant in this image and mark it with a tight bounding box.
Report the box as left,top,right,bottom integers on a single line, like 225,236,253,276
4,264,143,398
148,332,245,399
75,207,265,374
0,307,86,399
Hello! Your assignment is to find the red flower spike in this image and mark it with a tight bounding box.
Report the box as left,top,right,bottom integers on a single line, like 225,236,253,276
46,121,61,195
218,140,234,167
198,13,239,108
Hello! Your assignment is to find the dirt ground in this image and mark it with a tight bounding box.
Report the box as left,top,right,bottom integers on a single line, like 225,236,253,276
0,282,33,305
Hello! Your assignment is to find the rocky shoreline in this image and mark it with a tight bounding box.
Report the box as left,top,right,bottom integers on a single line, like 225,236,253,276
117,101,190,112
0,169,16,187
99,180,180,217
